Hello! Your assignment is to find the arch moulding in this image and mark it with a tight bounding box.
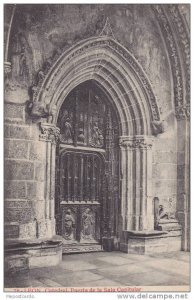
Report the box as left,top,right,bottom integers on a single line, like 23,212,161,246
31,36,162,239
30,36,161,136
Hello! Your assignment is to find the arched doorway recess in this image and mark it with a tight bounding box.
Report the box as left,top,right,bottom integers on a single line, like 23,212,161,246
55,80,120,252
35,36,161,252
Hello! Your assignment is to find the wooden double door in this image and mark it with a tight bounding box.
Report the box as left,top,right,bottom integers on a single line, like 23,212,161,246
55,81,120,253
56,149,105,252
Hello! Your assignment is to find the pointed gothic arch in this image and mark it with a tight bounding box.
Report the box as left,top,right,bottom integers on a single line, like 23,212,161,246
33,36,161,137
31,36,163,243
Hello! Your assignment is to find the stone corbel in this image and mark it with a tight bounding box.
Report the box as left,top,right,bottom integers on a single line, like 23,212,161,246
28,101,49,118
39,122,60,144
152,120,168,136
28,99,57,122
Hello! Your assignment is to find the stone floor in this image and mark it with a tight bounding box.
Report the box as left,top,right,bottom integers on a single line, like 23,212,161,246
4,251,190,290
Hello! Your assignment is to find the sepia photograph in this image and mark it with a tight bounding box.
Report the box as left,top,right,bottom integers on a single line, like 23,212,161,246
4,3,190,293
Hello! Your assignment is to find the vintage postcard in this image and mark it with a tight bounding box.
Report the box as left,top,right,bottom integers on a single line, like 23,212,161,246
4,3,190,294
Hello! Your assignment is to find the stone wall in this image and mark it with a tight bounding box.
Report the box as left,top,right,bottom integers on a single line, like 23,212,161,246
6,4,171,113
152,115,177,216
4,102,53,240
176,117,190,250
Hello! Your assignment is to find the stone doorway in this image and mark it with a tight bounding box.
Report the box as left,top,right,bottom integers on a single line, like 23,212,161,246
55,81,120,253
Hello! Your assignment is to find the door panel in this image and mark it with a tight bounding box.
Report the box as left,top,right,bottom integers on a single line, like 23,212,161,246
59,150,104,247
61,204,100,243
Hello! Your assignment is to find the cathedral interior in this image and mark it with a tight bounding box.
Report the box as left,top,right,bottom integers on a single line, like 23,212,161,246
4,4,190,290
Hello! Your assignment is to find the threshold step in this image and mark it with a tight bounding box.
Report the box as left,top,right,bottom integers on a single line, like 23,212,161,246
62,243,103,254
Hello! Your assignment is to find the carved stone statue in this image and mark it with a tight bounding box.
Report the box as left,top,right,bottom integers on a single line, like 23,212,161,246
63,209,75,240
158,205,169,220
19,45,29,81
81,208,94,240
37,70,45,82
90,122,103,147
154,196,177,230
62,118,73,143
154,197,169,228
77,128,85,143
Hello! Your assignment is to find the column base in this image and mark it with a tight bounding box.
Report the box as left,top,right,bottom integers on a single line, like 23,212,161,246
156,219,182,231
120,229,182,254
102,237,114,252
5,219,56,240
5,236,62,273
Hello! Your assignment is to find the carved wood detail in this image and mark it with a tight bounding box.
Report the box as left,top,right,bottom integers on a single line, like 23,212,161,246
55,83,120,247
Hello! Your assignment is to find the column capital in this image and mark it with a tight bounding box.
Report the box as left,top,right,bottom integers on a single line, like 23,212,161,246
39,122,60,144
119,135,153,149
175,104,190,120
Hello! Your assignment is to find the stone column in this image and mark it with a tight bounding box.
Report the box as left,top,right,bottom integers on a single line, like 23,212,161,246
38,122,60,238
119,137,133,231
176,105,190,251
119,135,154,232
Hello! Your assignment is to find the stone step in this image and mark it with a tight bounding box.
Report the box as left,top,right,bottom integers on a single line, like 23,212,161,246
62,243,103,254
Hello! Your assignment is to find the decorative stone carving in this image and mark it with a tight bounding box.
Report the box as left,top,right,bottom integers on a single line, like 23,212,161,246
61,117,73,143
58,84,108,147
153,5,183,108
28,100,57,120
29,37,160,121
89,122,104,147
99,17,116,39
158,205,170,220
18,45,29,81
4,61,12,75
39,122,60,144
106,39,160,121
4,61,16,92
169,4,190,105
81,208,95,241
63,209,75,241
153,196,177,230
29,65,50,103
28,101,49,118
119,136,153,149
77,128,85,143
152,120,168,135
175,104,190,120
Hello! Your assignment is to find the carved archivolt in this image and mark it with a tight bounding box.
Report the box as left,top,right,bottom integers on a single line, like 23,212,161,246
153,5,190,121
31,38,160,124
175,104,190,120
169,5,190,105
153,5,183,108
28,36,161,138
